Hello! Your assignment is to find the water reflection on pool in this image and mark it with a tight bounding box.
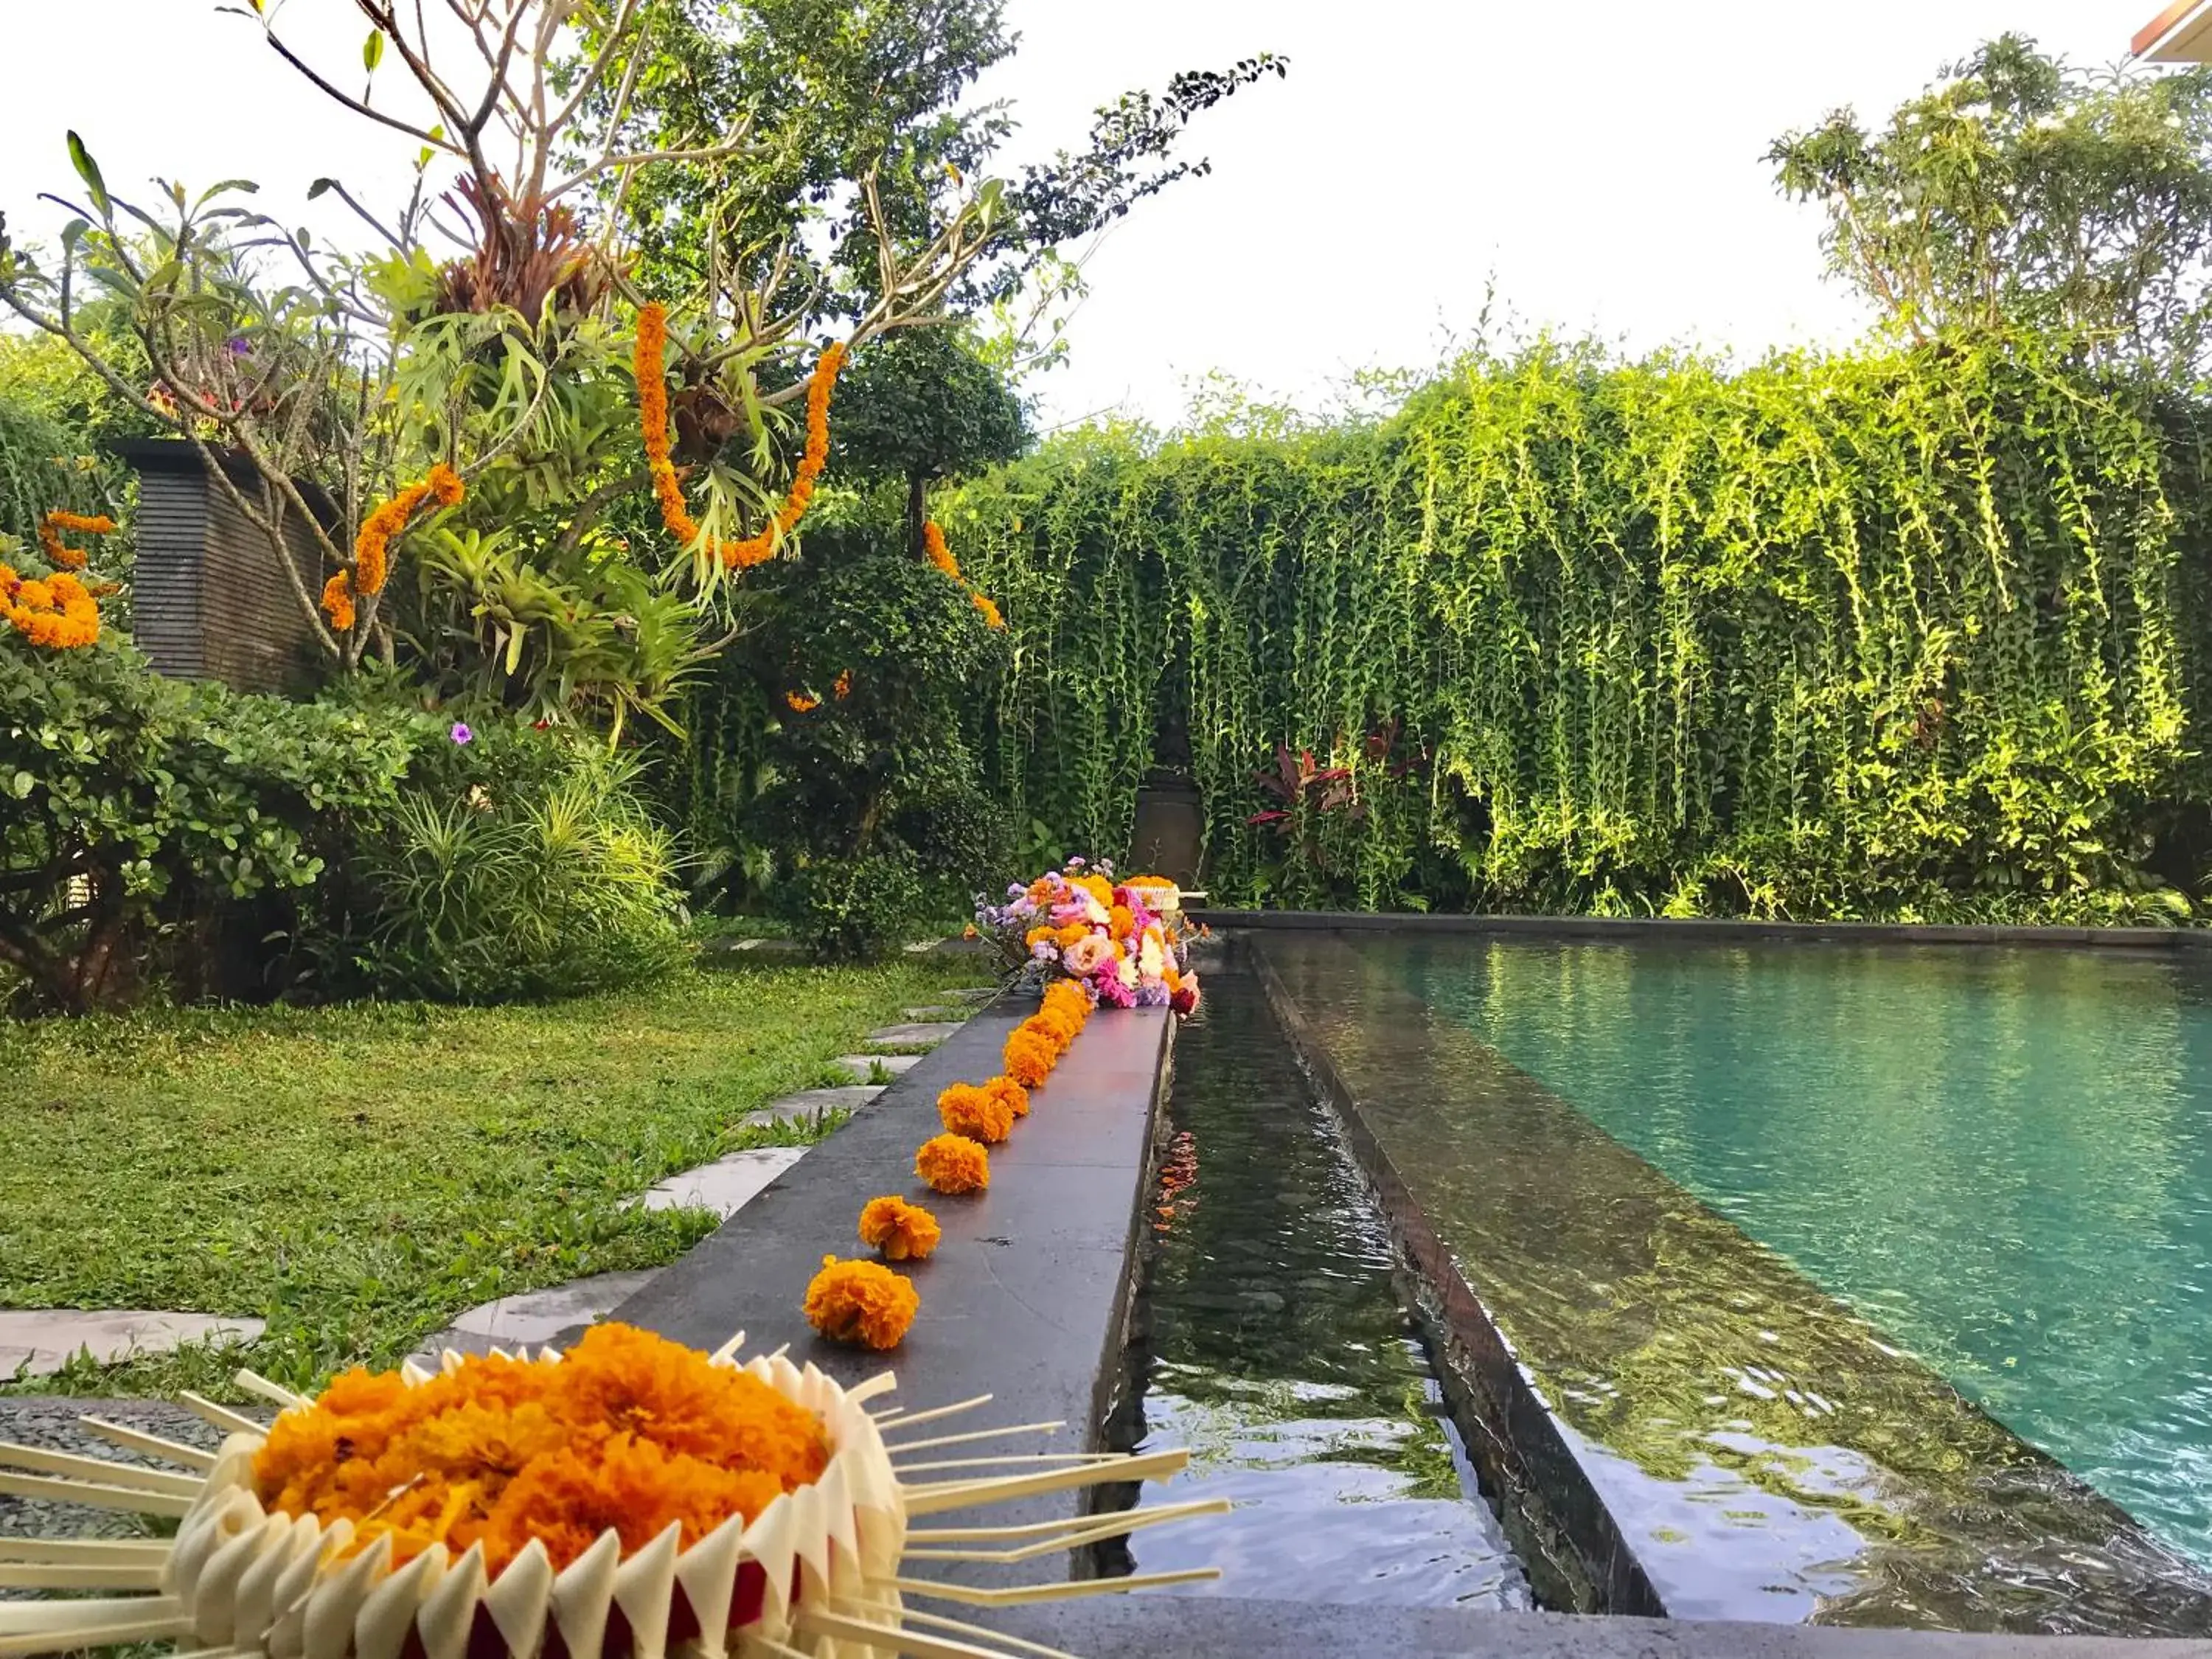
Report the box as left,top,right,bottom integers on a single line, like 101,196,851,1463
1119,963,1529,1609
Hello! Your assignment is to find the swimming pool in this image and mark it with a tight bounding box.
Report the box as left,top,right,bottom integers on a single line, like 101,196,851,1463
1255,929,2212,1633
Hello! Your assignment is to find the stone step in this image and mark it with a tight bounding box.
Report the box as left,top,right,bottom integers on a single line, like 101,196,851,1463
740,1085,883,1129
863,1021,964,1049
835,1053,919,1082
414,1269,661,1363
903,1005,970,1022
0,1310,265,1379
636,1146,808,1218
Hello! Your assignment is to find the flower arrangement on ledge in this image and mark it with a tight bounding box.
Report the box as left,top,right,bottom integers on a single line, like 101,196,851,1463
975,857,1200,1014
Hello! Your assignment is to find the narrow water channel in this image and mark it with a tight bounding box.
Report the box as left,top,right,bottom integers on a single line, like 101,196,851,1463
1113,961,1531,1607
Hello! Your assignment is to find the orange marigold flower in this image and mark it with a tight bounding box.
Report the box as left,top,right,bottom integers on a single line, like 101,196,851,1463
984,1075,1030,1120
804,1255,919,1350
320,571,356,632
972,591,1004,629
917,1133,990,1194
785,690,820,713
249,1323,828,1576
1,566,100,649
833,668,853,700
939,1081,1015,1144
922,518,961,581
37,509,113,571
1053,922,1090,950
1043,979,1093,1019
1109,904,1135,940
1030,1006,1083,1048
858,1194,942,1262
353,464,464,599
1024,925,1054,950
1003,1026,1059,1089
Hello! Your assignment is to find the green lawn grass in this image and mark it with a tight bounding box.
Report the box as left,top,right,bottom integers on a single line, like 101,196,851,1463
0,957,981,1396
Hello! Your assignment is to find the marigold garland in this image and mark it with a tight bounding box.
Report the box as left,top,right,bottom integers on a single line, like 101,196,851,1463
916,1133,990,1194
785,689,820,713
248,1323,828,1575
803,1255,919,1350
937,1082,1014,1145
834,668,853,700
0,563,100,649
38,509,114,571
1003,1026,1060,1089
984,1075,1031,1120
972,591,1005,630
923,518,961,580
319,572,356,633
635,302,847,571
858,1194,942,1262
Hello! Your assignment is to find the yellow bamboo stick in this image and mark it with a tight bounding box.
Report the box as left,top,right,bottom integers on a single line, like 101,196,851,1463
177,1393,268,1440
0,1540,173,1565
889,1605,1081,1659
0,1470,193,1517
792,1604,1009,1659
872,1394,991,1433
888,1567,1221,1607
902,1448,1189,1516
77,1416,218,1472
0,1562,165,1592
883,1419,1063,1455
232,1371,310,1412
902,1499,1233,1565
0,1441,204,1498
905,1498,1226,1545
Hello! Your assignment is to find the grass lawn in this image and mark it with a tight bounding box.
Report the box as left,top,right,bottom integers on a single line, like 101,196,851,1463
0,956,980,1396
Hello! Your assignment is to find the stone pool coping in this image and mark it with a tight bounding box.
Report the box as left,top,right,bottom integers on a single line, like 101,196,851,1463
604,993,1176,1589
1194,908,2203,949
1245,930,2212,1635
990,1598,2212,1657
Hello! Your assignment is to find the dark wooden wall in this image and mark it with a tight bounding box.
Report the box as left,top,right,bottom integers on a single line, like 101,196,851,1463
124,444,327,696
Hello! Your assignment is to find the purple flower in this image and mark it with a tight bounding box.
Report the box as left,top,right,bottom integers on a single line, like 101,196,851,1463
450,721,474,745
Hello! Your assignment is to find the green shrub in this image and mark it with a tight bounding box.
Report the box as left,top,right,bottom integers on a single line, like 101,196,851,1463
343,725,689,1001
0,637,414,1013
771,851,926,962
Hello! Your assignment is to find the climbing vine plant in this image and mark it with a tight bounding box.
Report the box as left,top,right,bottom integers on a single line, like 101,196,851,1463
947,329,2211,922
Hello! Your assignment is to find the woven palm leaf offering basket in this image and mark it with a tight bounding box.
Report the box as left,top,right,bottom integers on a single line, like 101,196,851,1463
0,1325,1220,1659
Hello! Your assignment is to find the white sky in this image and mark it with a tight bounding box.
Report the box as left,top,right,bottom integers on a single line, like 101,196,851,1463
0,1,2172,429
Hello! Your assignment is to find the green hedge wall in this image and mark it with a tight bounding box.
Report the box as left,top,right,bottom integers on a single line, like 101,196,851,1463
947,332,2212,922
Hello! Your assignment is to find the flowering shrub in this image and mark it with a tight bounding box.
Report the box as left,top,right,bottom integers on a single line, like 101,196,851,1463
976,857,1200,1014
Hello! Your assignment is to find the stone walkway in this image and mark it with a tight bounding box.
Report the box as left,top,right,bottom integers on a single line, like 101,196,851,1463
0,1310,265,1381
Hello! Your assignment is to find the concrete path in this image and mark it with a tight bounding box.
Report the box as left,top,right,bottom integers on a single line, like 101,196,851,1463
740,1084,883,1129
0,1310,265,1380
863,1020,965,1049
836,1053,919,1082
636,1146,808,1217
413,1269,659,1362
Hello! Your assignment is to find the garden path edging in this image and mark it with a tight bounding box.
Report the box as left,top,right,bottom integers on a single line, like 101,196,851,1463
605,994,1176,1591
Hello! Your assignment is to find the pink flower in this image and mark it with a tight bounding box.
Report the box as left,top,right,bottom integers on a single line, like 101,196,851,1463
1093,970,1135,1008
1172,973,1202,1016
1062,934,1114,977
450,721,474,745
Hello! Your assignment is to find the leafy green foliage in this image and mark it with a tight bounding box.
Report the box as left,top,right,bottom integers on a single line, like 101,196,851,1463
1770,36,2212,373
0,638,415,1013
0,392,119,546
950,330,2205,923
771,850,926,961
833,326,1029,548
339,726,690,1003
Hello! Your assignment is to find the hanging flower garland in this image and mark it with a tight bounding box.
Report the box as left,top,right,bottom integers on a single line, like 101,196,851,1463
38,509,114,571
0,563,100,649
321,463,465,632
635,302,846,571
921,517,1006,630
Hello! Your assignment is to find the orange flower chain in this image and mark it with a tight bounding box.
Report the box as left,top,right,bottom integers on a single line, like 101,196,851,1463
858,1195,941,1262
803,1256,919,1350
922,518,1006,631
322,463,465,632
0,563,100,649
248,1324,829,1576
38,509,114,571
636,303,846,571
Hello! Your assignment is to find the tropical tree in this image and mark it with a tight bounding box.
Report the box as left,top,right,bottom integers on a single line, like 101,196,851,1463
0,0,1282,731
1769,35,2212,372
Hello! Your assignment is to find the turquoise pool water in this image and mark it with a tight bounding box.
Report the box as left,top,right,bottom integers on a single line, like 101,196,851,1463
1399,936,2212,1568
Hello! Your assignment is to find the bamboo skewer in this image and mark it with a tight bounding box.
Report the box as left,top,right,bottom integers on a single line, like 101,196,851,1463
872,1394,990,1433
232,1370,310,1412
906,1498,1228,1545
0,1539,173,1565
792,1606,1006,1659
888,1607,1082,1659
902,1499,1233,1564
0,1441,206,1497
77,1416,218,1472
889,1568,1222,1607
0,1562,165,1592
884,1419,1063,1455
903,1448,1191,1516
176,1393,268,1439
0,1470,195,1517
893,1452,1125,1475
